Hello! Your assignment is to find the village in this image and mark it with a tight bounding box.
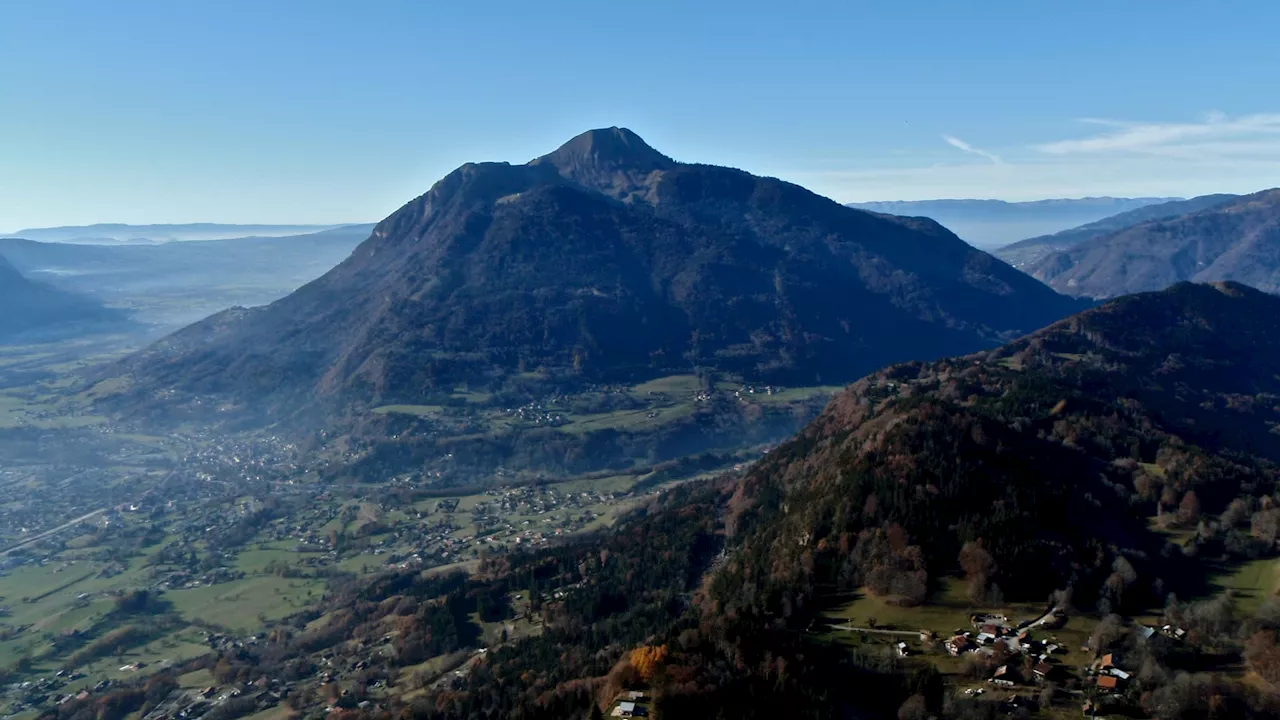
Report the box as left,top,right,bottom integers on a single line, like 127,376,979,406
825,600,1193,718
0,418,692,720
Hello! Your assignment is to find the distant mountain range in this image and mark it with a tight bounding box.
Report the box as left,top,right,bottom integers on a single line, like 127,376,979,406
848,197,1178,249
101,127,1084,423
995,194,1240,268
1022,189,1280,298
0,226,373,329
0,256,129,341
4,223,359,245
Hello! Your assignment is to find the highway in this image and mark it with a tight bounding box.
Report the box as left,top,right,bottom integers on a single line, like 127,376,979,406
0,508,107,557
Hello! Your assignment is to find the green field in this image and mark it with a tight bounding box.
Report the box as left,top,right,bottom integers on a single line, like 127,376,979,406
372,373,837,439
629,374,702,396
178,668,216,689
66,628,211,686
0,340,132,428
239,705,294,720
553,473,640,495
559,403,695,434
372,404,445,417
168,576,325,631
235,548,306,574
372,388,492,418
744,385,844,405
824,579,985,635
1210,557,1280,614
0,389,108,429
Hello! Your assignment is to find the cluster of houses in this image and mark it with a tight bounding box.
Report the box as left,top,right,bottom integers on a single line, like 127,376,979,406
1087,625,1185,694
732,384,779,399
941,612,1068,687
140,677,290,720
0,465,129,554
1,673,89,714
507,401,569,427
1091,652,1131,691
934,611,1189,702
1080,654,1148,720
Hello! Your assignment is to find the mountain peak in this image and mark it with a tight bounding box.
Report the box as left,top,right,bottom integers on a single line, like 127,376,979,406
532,127,675,198
541,127,671,167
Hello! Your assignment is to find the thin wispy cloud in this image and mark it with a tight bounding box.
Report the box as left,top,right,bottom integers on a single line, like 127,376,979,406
942,135,1003,164
775,111,1280,203
1036,112,1280,159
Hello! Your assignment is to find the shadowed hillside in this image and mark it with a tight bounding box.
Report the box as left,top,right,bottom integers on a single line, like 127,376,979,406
0,255,129,341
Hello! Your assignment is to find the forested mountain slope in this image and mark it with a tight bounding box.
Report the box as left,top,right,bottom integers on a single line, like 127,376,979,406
103,128,1083,424
1024,189,1280,298
721,281,1280,617
996,194,1239,268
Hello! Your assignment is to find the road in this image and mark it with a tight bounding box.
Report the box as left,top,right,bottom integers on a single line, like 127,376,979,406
0,508,107,557
0,469,179,558
827,625,919,637
1021,605,1064,630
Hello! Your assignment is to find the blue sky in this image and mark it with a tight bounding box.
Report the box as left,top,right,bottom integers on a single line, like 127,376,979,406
3,0,1279,229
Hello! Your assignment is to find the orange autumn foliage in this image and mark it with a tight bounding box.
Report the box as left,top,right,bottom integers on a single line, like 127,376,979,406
629,644,669,682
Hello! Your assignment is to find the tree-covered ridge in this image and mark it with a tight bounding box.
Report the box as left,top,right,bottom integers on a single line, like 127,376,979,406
1025,188,1280,299
995,193,1239,268
722,282,1280,622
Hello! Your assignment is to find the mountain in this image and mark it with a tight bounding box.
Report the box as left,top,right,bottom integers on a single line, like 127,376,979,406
205,282,1280,720
995,194,1240,268
848,197,1178,249
719,281,1280,618
1023,189,1280,298
0,225,373,328
0,256,128,341
102,128,1083,423
5,223,354,245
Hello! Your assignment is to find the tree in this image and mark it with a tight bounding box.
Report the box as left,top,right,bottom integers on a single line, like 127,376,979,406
1253,508,1280,544
630,645,668,683
1038,682,1056,709
959,540,997,603
1103,556,1139,610
897,694,929,720
1245,630,1280,686
961,652,995,679
143,674,178,712
1088,614,1125,653
1220,498,1250,528
1177,491,1201,525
